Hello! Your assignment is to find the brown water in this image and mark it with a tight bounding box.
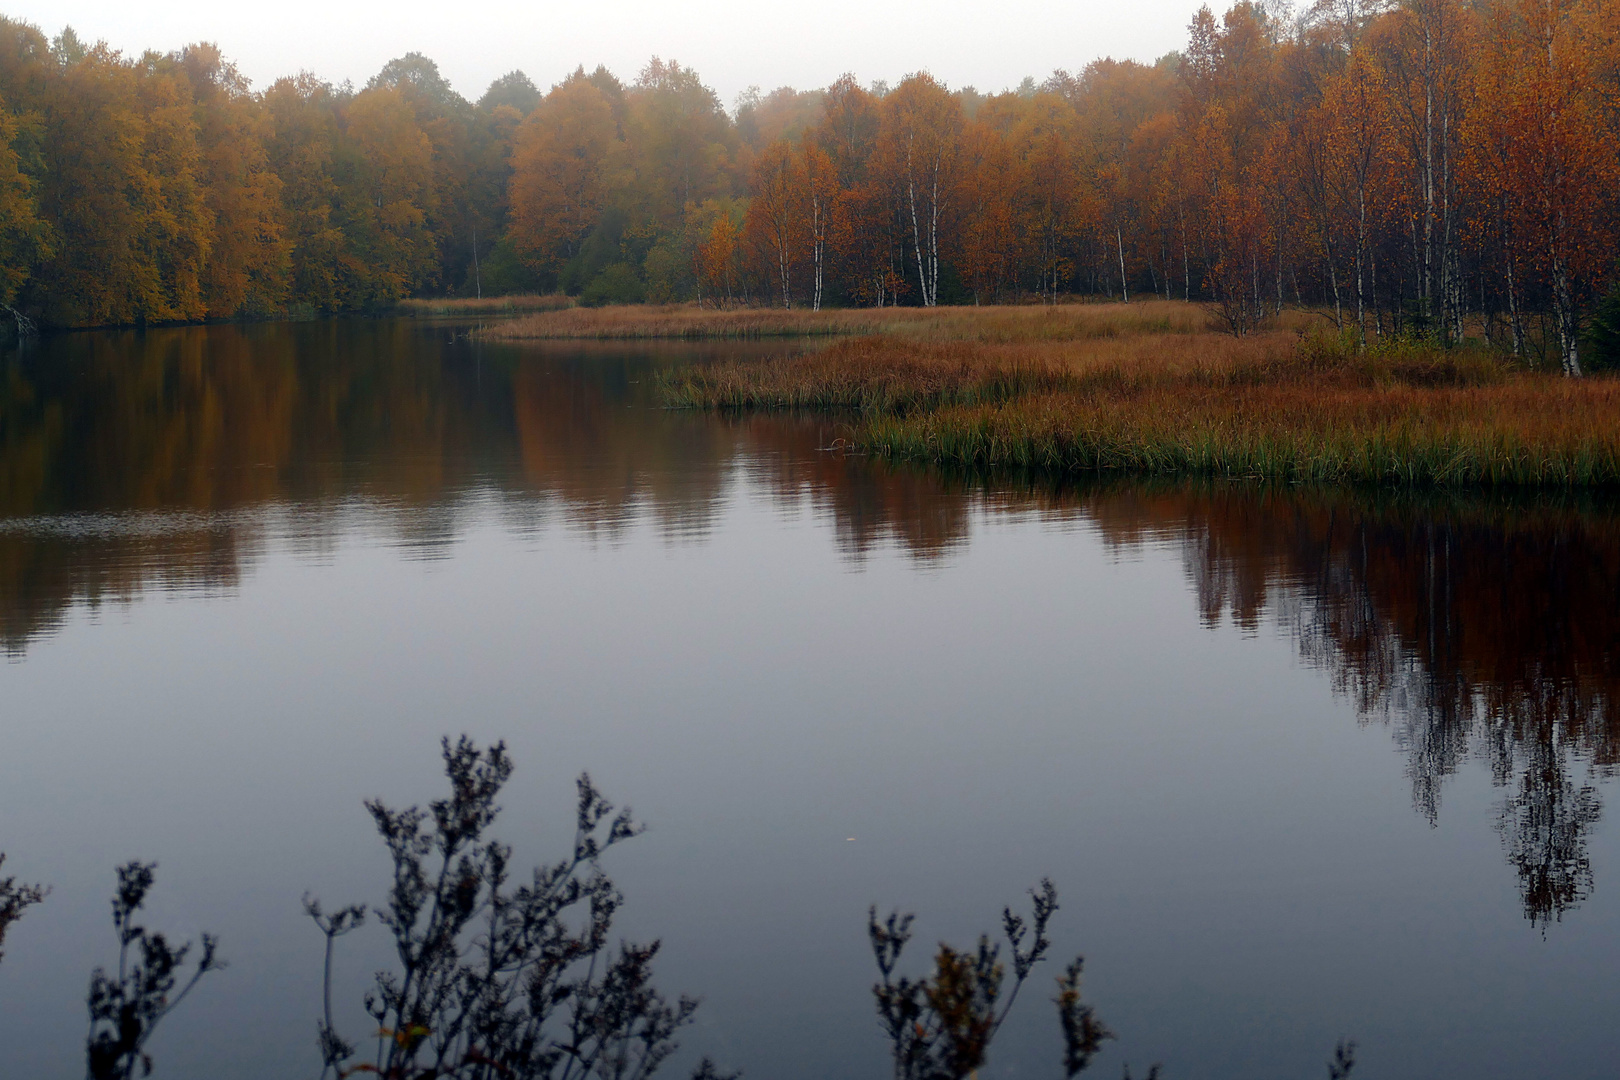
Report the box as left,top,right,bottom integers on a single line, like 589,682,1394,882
1,319,1617,1079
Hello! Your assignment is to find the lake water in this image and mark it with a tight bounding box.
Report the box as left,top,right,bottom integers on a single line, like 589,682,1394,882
1,319,1617,1079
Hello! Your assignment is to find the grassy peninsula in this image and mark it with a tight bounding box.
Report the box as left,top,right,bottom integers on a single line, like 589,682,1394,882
650,300,1620,489
477,299,1208,341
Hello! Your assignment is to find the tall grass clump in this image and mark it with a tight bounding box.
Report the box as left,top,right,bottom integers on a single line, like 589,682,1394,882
862,384,1620,487
660,337,1076,413
1284,328,1511,387
665,321,1620,489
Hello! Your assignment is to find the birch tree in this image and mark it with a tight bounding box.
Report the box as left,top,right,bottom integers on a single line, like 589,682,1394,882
876,74,963,307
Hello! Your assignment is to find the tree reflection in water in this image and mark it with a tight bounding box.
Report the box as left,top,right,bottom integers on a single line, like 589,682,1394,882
1090,486,1619,927
2,320,1616,926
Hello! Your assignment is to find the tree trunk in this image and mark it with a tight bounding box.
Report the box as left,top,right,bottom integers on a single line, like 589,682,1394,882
1116,224,1128,303
1552,243,1581,376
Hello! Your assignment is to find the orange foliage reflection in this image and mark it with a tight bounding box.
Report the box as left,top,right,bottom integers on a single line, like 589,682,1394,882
4,324,1616,924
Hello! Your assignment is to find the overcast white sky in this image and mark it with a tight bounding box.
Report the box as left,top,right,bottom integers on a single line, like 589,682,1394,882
10,0,1218,109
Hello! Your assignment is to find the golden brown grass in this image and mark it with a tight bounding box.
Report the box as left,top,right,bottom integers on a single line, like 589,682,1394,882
479,299,1214,342
663,324,1620,488
397,294,572,317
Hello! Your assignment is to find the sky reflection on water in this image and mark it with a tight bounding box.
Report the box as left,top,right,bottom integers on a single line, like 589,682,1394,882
1,320,1617,1080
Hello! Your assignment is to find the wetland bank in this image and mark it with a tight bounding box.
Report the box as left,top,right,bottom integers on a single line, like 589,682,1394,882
479,299,1620,488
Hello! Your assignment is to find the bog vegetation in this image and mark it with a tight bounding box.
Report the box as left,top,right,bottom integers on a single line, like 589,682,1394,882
662,304,1620,487
1,0,1618,373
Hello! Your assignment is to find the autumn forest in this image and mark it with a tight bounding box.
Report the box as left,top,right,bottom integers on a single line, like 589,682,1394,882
1,0,1618,372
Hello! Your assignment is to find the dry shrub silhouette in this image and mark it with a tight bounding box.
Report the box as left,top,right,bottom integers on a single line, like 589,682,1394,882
85,861,225,1080
0,747,1369,1080
0,853,47,965
308,735,724,1080
869,879,1112,1080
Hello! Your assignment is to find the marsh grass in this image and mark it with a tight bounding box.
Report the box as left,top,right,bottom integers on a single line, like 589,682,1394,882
482,300,1212,342
660,338,1077,412
397,294,573,317
665,324,1620,488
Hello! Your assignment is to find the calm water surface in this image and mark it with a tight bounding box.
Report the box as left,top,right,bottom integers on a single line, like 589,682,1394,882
1,320,1617,1079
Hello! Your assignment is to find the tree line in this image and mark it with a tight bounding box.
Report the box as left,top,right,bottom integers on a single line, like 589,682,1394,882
1,0,1618,369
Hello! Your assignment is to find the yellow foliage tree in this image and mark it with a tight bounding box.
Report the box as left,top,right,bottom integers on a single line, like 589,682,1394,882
507,71,617,278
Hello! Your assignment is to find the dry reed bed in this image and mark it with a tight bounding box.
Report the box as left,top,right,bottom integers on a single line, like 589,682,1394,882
664,332,1620,487
398,294,572,317
481,300,1209,342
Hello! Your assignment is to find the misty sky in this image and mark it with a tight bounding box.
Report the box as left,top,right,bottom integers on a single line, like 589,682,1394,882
14,0,1215,109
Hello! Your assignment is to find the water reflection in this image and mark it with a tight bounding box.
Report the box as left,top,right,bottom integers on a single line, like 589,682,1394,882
0,320,988,649
0,510,259,652
0,321,743,650
1121,486,1619,927
2,321,1617,928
